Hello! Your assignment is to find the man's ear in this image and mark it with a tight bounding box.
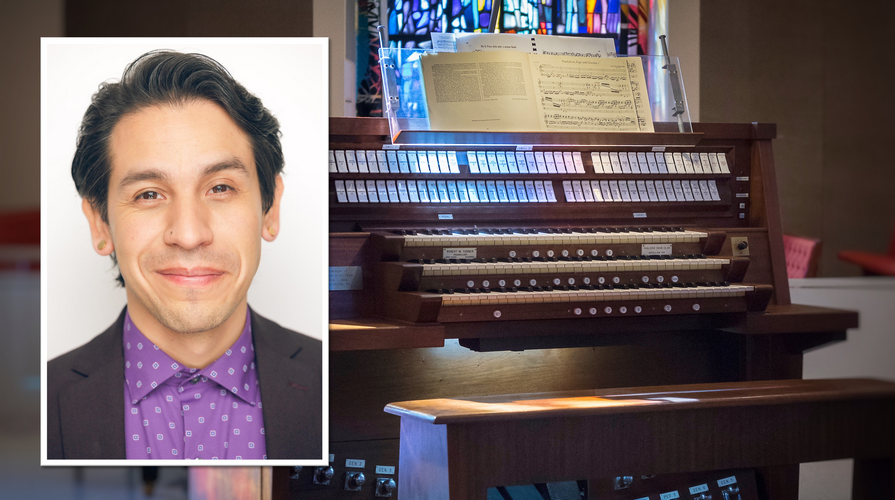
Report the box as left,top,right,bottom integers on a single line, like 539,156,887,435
82,198,114,256
262,175,284,242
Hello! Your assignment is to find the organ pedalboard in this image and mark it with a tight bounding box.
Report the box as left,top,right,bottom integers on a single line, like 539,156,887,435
284,118,823,499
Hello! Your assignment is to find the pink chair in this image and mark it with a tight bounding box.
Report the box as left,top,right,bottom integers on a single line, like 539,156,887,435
783,234,822,279
838,222,895,276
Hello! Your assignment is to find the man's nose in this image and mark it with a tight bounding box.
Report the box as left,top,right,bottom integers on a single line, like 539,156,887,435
163,197,214,250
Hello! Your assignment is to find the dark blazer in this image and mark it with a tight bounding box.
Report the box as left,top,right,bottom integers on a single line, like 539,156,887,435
47,307,322,459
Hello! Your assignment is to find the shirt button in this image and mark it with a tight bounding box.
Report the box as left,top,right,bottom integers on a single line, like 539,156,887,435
191,377,200,385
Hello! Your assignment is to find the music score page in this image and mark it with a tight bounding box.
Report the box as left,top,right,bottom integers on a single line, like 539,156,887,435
421,51,654,133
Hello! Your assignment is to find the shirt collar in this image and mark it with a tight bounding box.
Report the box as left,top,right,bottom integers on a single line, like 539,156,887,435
123,309,259,405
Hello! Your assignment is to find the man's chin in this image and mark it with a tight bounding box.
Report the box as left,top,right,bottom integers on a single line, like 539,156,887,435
151,301,239,335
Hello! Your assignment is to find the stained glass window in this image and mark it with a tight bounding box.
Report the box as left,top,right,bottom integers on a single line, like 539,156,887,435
387,0,650,56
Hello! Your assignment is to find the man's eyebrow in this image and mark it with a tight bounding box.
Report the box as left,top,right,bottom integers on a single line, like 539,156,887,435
117,168,170,192
202,159,250,178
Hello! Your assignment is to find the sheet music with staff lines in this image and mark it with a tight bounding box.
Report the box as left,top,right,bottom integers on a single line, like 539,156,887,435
421,51,654,133
531,55,653,132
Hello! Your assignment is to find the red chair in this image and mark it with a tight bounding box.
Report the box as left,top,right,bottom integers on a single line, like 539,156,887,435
838,222,895,276
783,234,822,279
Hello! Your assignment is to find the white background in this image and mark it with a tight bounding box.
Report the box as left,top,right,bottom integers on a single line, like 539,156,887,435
42,39,329,363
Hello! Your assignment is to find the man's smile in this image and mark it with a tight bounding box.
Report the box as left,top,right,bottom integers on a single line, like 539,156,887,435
156,266,228,287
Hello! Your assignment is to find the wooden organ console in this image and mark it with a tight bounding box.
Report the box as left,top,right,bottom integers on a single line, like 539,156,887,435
271,117,875,499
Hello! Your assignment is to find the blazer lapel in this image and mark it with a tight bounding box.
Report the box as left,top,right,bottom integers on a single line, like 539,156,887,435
251,309,323,459
58,309,127,459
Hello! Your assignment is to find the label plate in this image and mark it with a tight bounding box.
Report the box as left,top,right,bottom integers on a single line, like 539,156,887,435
444,248,477,259
642,244,672,256
329,266,363,291
375,465,396,474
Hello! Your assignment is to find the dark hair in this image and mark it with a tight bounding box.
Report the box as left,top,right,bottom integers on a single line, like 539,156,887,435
71,50,284,286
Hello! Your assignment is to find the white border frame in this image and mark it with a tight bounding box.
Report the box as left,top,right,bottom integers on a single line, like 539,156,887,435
41,37,329,466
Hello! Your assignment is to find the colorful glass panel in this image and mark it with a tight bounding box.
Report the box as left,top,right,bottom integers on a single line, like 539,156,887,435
388,0,648,54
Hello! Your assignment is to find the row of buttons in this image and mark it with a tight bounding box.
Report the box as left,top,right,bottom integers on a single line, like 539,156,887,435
330,150,460,174
328,150,731,175
334,178,722,203
334,179,558,203
562,179,722,202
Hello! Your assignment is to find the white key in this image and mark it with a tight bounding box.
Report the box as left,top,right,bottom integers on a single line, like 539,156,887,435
355,180,369,202
628,152,641,174
654,180,668,202
386,150,400,173
645,181,658,202
428,180,441,202
591,152,605,173
664,180,677,201
396,151,409,173
506,152,519,173
608,181,621,201
645,152,659,174
562,180,576,202
486,151,500,173
465,181,479,202
690,180,704,201
534,181,548,202
619,152,632,173
366,180,379,202
543,152,557,173
447,151,460,173
543,181,558,202
335,150,348,173
334,180,347,203
416,180,430,202
476,181,490,202
437,151,451,173
618,180,632,201
717,153,731,173
446,181,460,203
456,181,469,203
367,150,380,173
376,180,389,202
466,151,479,173
437,180,451,202
581,181,595,202
628,180,640,202
345,180,358,202
525,181,538,202
396,180,410,202
386,180,400,202
406,180,419,203
698,180,712,201
708,153,721,174
515,152,529,173
516,181,528,202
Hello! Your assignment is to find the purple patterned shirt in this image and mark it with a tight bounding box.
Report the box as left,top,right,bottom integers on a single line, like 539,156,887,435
123,309,267,460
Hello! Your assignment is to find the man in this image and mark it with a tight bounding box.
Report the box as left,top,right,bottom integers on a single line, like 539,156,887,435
47,51,321,460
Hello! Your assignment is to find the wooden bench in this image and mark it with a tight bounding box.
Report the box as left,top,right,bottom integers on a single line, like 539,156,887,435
385,378,895,499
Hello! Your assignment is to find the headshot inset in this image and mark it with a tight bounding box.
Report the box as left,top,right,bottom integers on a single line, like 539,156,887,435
42,40,328,464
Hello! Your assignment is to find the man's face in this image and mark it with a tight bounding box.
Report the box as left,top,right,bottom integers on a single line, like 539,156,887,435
86,99,280,334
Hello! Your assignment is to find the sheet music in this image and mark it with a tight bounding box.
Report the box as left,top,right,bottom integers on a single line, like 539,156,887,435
530,54,654,132
420,51,653,132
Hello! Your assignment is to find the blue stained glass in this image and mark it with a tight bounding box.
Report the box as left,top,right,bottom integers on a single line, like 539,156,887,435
480,12,490,28
452,0,462,15
413,11,421,19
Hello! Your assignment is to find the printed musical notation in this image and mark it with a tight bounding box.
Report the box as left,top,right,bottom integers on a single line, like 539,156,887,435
539,81,629,96
420,51,653,133
530,55,653,132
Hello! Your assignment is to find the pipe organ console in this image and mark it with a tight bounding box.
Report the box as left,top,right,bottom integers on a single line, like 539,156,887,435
274,118,861,499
